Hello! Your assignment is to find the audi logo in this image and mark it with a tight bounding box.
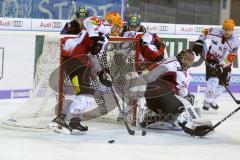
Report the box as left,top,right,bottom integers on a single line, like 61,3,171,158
12,21,23,27
157,26,168,31
52,22,62,28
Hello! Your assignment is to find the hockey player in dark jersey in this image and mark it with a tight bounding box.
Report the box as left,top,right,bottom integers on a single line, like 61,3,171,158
60,6,89,34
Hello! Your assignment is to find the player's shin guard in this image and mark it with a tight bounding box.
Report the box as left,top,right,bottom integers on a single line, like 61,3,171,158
203,78,219,110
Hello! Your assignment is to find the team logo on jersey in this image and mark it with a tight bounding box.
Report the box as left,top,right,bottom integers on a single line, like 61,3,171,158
227,53,236,63
90,16,101,26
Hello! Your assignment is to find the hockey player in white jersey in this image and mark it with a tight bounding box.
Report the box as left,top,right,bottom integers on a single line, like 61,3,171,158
141,49,212,136
192,19,240,110
52,12,124,133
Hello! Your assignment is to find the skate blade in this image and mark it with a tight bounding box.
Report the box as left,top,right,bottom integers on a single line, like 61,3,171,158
70,129,87,135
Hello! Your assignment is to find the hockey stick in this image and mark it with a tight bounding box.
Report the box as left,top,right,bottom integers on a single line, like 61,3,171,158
203,106,240,136
197,52,240,104
95,54,146,136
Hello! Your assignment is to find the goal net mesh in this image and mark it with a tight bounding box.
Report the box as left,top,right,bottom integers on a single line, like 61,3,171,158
1,35,143,130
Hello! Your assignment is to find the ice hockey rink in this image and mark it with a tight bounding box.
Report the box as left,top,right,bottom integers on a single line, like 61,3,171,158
0,93,240,160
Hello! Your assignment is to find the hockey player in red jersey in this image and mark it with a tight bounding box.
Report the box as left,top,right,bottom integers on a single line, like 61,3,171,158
60,6,89,35
122,12,165,65
141,49,212,136
192,19,240,111
52,12,124,133
122,12,146,33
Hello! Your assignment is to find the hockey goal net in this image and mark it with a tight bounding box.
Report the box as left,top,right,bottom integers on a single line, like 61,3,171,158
1,35,144,131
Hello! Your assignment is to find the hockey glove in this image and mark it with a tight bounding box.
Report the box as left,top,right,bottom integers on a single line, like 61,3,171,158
183,122,213,136
153,33,165,50
89,36,105,55
98,68,112,87
89,42,104,55
209,63,224,75
192,40,204,56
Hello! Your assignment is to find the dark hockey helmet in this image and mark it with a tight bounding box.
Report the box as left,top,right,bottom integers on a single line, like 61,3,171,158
176,49,195,71
75,6,89,18
127,12,141,27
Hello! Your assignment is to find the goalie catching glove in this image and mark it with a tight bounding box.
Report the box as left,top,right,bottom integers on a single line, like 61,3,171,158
98,68,112,87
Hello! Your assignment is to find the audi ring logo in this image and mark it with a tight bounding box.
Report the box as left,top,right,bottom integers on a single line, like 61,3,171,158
157,26,168,31
52,22,62,28
12,21,23,27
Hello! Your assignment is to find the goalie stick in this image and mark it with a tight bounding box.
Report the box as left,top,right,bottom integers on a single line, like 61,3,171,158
203,106,240,136
95,53,146,136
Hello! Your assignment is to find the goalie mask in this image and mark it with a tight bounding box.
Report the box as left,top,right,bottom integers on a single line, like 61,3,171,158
176,49,195,71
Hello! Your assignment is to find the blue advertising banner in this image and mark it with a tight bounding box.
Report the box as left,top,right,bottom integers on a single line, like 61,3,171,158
0,0,126,19
189,74,240,93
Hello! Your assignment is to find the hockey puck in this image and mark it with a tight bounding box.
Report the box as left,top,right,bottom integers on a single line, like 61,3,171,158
142,130,147,136
108,140,115,144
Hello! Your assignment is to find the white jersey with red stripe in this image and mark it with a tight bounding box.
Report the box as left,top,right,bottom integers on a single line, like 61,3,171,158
143,56,191,97
199,27,240,67
123,31,165,63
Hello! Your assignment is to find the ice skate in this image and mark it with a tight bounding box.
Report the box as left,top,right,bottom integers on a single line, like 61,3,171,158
69,118,88,134
52,113,72,131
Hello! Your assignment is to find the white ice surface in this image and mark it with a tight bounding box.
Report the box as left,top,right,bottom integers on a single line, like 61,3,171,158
0,93,240,160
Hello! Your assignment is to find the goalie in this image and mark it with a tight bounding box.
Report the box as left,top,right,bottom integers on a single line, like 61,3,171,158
52,12,124,133
141,49,212,136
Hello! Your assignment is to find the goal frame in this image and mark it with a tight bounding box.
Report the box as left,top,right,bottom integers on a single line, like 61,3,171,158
57,36,141,125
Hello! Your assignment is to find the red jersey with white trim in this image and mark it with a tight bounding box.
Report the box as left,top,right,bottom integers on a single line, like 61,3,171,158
61,16,111,66
199,27,240,67
143,56,191,97
123,31,165,63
